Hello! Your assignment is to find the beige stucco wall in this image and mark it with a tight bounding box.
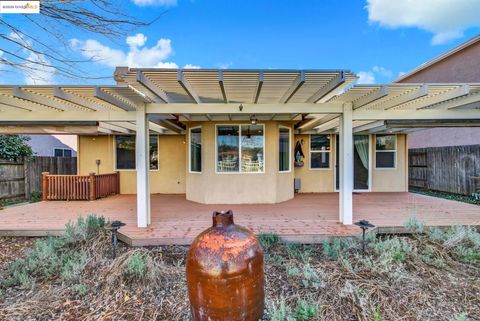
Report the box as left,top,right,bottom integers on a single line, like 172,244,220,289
78,135,186,194
77,131,407,201
294,134,335,192
371,134,408,192
294,134,408,193
186,121,294,204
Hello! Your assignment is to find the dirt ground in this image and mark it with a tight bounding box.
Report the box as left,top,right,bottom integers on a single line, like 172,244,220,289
0,224,479,321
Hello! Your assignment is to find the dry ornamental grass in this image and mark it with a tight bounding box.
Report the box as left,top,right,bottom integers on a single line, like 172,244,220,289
0,216,479,321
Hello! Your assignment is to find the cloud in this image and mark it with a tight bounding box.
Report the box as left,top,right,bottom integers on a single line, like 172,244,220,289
366,0,480,44
357,71,376,84
372,66,392,78
131,0,177,6
183,64,201,69
357,65,393,84
71,33,198,69
215,62,233,69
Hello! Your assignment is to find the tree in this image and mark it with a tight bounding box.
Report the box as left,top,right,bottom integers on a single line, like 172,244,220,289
0,135,33,160
0,0,157,82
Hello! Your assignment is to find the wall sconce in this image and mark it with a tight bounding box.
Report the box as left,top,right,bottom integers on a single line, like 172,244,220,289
250,114,258,125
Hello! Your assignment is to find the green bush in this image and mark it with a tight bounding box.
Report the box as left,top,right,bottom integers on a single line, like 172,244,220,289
404,215,425,234
64,215,106,244
0,134,33,160
294,300,317,321
258,232,281,252
127,252,147,278
322,237,357,261
29,191,42,203
4,214,106,288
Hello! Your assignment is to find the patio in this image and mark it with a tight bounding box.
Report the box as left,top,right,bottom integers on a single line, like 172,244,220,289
0,192,478,245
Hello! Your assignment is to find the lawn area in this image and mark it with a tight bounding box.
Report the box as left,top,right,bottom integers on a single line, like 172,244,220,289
0,216,479,321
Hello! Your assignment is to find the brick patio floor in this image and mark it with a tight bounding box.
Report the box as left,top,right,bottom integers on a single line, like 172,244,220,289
0,193,478,245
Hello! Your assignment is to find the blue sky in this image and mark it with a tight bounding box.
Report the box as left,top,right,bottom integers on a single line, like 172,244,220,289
1,0,480,85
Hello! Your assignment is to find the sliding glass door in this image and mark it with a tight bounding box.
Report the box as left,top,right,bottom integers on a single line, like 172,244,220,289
335,135,370,191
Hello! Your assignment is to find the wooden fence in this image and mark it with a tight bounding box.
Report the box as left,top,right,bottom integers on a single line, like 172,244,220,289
42,172,119,201
0,157,77,201
409,145,480,195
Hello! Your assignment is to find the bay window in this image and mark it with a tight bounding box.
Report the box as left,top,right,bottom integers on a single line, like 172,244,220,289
310,134,331,169
216,124,264,173
115,135,158,170
375,134,396,168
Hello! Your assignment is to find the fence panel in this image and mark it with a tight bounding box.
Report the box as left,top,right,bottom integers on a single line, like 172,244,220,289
0,159,26,200
24,156,77,197
409,145,480,195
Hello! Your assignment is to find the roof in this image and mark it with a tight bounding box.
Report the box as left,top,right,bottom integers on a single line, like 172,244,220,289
0,68,479,135
394,35,480,82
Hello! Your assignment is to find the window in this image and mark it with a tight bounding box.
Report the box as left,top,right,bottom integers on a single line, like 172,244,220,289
190,127,202,173
375,134,396,168
216,124,264,173
279,127,290,172
310,134,331,169
54,148,72,157
115,135,158,170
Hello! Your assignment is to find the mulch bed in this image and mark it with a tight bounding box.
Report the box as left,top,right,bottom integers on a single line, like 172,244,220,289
0,232,479,321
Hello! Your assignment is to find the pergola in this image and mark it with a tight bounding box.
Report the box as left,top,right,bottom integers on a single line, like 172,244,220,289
1,68,479,227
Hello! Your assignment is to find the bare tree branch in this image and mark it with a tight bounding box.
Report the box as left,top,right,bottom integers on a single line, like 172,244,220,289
0,0,162,82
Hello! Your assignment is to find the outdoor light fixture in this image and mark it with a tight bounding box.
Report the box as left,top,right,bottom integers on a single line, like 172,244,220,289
354,219,375,257
239,104,243,111
250,114,258,125
107,220,126,259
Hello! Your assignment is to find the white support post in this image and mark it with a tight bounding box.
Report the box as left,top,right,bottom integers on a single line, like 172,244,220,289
136,105,151,227
339,103,353,225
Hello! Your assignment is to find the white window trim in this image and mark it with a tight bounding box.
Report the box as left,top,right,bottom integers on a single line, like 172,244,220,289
309,134,332,170
113,135,160,172
188,126,202,174
53,147,72,157
279,125,292,173
374,134,397,170
215,123,266,175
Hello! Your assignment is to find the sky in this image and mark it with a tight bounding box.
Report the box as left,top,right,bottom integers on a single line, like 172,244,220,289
1,0,480,85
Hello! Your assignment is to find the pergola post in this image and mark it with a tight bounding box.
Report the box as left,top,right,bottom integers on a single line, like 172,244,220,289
339,103,353,225
136,104,151,227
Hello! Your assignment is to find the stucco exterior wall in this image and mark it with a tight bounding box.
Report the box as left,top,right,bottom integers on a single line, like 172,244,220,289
399,41,480,83
398,40,480,149
77,131,407,201
186,121,295,204
294,134,335,193
371,134,408,192
293,134,408,193
78,135,186,194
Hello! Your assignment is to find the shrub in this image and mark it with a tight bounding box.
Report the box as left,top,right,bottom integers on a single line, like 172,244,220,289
323,237,357,261
258,232,281,252
268,297,295,321
64,215,106,244
4,214,106,288
285,243,313,261
29,191,42,203
72,283,89,297
127,252,147,278
404,215,425,234
294,300,317,321
450,313,471,321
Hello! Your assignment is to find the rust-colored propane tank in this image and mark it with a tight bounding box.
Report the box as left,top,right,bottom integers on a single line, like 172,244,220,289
186,210,265,321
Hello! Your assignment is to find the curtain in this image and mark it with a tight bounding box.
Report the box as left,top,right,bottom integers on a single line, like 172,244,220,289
354,135,369,169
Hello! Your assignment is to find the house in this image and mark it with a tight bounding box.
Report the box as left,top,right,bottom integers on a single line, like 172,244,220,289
395,35,480,148
27,135,77,157
0,68,478,239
